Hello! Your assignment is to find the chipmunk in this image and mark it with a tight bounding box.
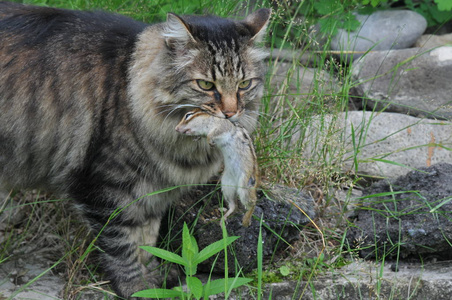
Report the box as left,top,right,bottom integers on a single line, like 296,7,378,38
176,109,258,227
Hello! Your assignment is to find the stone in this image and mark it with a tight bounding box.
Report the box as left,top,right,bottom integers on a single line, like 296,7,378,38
415,33,452,49
165,183,316,274
351,47,452,120
263,260,452,300
295,111,452,179
331,10,427,61
268,62,338,102
347,163,452,261
207,260,452,299
0,254,109,299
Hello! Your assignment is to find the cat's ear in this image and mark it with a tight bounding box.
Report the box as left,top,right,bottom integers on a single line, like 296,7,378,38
244,8,271,43
163,13,196,46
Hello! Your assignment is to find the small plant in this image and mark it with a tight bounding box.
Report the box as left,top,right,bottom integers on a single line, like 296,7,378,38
404,0,452,27
132,222,252,299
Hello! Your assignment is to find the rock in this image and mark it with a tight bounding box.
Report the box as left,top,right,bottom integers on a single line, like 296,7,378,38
209,260,452,299
347,163,452,261
0,255,67,299
295,111,452,179
331,10,427,61
415,33,452,49
263,260,452,300
351,46,452,120
267,48,322,68
268,62,338,101
165,183,316,274
0,253,108,299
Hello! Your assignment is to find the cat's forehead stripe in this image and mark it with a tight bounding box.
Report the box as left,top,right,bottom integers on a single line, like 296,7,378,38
207,41,245,81
185,15,251,49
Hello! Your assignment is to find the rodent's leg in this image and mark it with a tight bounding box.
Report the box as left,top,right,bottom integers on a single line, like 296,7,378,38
222,201,236,220
220,179,237,225
239,186,257,207
238,184,258,227
221,200,236,229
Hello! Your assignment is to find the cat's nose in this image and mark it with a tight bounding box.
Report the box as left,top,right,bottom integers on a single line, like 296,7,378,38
224,111,236,119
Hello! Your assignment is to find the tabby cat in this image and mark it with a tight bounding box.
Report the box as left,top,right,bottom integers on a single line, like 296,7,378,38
0,1,270,298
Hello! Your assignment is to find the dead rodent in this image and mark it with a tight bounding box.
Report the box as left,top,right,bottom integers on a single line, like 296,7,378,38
176,109,258,226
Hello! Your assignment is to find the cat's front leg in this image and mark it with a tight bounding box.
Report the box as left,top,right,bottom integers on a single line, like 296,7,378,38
96,219,165,299
76,197,172,299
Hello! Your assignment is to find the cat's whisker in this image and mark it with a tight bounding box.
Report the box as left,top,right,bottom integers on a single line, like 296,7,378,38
248,109,271,118
155,107,177,117
155,103,199,119
239,115,257,129
250,113,263,126
175,103,199,110
154,104,179,117
163,103,200,122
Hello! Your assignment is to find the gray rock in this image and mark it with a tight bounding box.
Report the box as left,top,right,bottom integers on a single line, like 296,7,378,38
209,260,452,299
347,163,452,261
264,260,452,300
415,33,452,49
268,62,338,101
351,46,452,120
331,10,427,61
0,255,67,299
167,184,316,274
0,254,111,299
296,111,452,179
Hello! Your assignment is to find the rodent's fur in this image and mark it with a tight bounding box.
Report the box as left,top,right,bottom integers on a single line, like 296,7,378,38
176,109,258,226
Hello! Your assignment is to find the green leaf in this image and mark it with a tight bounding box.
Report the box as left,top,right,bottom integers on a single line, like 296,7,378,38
203,278,252,297
435,0,452,11
132,288,188,298
429,4,452,23
342,14,361,31
314,0,340,15
257,219,263,300
318,17,339,36
280,265,290,276
195,236,240,264
186,276,203,299
182,223,199,259
139,246,186,266
182,223,199,276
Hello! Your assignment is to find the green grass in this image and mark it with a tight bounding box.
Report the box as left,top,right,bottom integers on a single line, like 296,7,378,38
2,0,452,299
16,0,242,22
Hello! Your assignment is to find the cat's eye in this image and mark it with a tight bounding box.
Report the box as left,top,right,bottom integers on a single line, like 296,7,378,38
197,80,215,91
238,80,252,90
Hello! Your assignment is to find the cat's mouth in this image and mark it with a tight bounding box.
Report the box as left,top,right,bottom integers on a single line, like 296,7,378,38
226,113,241,123
199,104,243,123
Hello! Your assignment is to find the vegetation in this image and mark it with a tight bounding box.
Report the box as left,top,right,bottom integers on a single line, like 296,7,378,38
133,223,251,299
1,0,451,299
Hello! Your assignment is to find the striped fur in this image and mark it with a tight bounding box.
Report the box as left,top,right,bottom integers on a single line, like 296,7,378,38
0,2,270,298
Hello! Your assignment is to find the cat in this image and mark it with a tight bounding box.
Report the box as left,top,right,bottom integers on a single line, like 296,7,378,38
0,1,270,298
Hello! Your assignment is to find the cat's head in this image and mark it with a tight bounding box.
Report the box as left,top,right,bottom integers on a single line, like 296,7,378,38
161,9,271,130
